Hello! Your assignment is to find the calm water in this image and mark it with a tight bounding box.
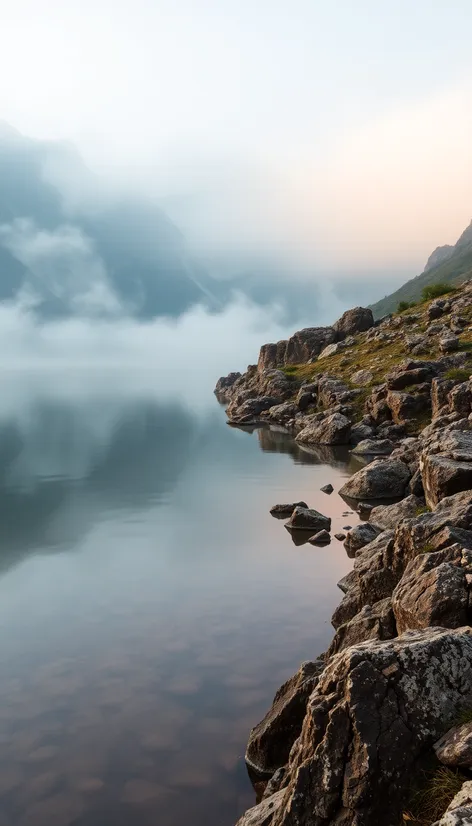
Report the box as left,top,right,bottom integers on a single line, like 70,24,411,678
0,369,359,826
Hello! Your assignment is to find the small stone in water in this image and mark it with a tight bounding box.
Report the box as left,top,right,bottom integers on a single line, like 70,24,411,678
320,484,334,494
334,533,346,541
309,530,331,545
343,525,352,530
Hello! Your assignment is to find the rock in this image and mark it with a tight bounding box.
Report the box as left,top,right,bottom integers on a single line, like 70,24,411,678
449,380,472,417
428,298,448,320
339,458,411,500
327,598,396,658
432,377,455,418
357,501,374,517
351,369,373,387
387,387,431,424
309,530,331,545
320,484,333,494
351,438,394,455
264,402,299,425
227,395,280,424
285,506,331,532
318,342,345,359
257,341,288,371
344,522,382,555
270,502,308,518
214,371,242,398
386,359,438,390
284,328,337,365
421,430,472,508
431,780,472,825
350,422,377,445
365,384,392,424
295,413,351,446
333,306,374,338
236,790,285,825
370,495,424,530
245,659,325,776
435,723,472,770
256,628,472,826
392,546,470,634
296,384,317,411
334,532,346,541
440,334,460,353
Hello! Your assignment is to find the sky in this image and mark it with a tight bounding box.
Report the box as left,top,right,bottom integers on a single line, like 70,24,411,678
0,0,471,274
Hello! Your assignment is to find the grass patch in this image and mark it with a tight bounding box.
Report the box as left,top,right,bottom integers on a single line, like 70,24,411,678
419,542,437,554
403,767,465,825
415,505,431,516
397,300,417,313
444,367,471,382
421,283,456,302
454,707,472,726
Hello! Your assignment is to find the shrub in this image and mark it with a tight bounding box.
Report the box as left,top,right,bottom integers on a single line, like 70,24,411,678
421,283,456,302
397,300,416,313
444,368,471,382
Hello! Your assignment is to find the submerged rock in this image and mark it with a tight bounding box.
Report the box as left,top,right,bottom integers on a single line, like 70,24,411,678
309,530,331,545
285,506,331,532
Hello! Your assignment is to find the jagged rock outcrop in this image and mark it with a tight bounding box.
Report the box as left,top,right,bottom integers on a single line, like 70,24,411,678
245,658,325,776
239,628,472,826
339,458,411,500
333,306,374,338
369,494,424,529
215,371,242,399
421,429,472,508
392,545,471,634
296,413,351,446
327,597,395,657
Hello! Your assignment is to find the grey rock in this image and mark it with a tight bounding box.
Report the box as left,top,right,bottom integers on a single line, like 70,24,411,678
344,522,383,555
351,369,373,386
334,532,346,541
421,429,472,508
284,327,337,365
333,306,374,338
386,359,438,390
351,438,394,455
260,628,472,826
440,334,460,353
370,494,424,530
327,597,396,658
318,342,345,359
350,422,376,445
214,371,242,398
339,458,411,500
309,530,331,545
236,790,285,826
285,506,331,532
295,413,351,446
270,502,308,518
320,484,334,494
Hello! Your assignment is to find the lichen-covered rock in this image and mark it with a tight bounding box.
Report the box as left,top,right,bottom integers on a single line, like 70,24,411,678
285,506,331,532
245,658,325,776
370,494,424,530
296,412,351,446
259,628,472,826
333,306,374,338
339,458,411,500
351,369,373,386
435,723,472,770
344,522,382,556
296,383,317,411
440,334,459,353
351,438,394,455
270,502,308,518
392,546,470,634
257,341,288,372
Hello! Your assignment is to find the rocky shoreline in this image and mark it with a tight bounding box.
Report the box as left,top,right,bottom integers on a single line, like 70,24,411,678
215,281,472,826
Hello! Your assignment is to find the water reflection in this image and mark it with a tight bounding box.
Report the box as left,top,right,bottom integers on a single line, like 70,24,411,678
0,375,357,826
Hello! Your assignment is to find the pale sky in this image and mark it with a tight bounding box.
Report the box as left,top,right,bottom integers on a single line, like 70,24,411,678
0,0,471,272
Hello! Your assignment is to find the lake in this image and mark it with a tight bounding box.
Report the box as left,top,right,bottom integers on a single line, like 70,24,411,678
0,368,358,826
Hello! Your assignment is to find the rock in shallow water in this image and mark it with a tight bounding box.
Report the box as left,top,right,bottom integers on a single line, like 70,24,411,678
284,506,331,533
269,502,308,518
295,412,351,446
339,458,411,500
309,530,331,545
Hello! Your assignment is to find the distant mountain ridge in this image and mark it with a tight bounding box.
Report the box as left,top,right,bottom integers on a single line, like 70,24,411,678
370,219,472,318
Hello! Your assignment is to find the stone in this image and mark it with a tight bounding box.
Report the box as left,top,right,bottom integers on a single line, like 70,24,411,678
365,384,392,424
296,384,317,411
309,530,331,545
431,779,472,825
432,377,455,418
350,422,376,445
334,532,346,541
285,506,331,532
386,359,438,390
351,369,373,386
370,495,424,530
344,522,383,555
421,430,472,508
284,328,337,365
392,547,469,634
214,371,242,399
227,395,279,424
295,413,351,446
435,723,472,770
440,334,459,353
236,790,285,825
257,341,287,371
333,306,374,338
270,502,308,518
318,342,345,359
320,483,334,494
245,659,325,776
428,299,448,320
327,598,396,657
255,628,472,826
387,387,431,424
449,381,472,417
339,458,411,500
351,438,394,455
264,402,298,425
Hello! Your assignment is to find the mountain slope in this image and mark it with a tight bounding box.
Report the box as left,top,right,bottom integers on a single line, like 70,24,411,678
371,220,472,318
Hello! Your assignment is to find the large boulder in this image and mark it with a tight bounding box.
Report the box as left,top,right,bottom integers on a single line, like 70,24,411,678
327,598,396,658
251,628,472,826
344,522,383,556
339,458,411,500
296,413,351,446
245,658,325,776
421,430,472,508
392,546,470,634
351,438,394,455
227,395,279,424
285,506,331,532
393,490,472,569
387,386,431,424
257,341,288,372
270,502,308,518
432,377,455,418
369,494,424,530
333,306,374,338
284,328,336,365
386,359,438,391
449,380,472,417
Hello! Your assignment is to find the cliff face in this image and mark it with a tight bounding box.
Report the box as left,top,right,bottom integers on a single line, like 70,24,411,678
216,280,472,826
371,219,472,318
